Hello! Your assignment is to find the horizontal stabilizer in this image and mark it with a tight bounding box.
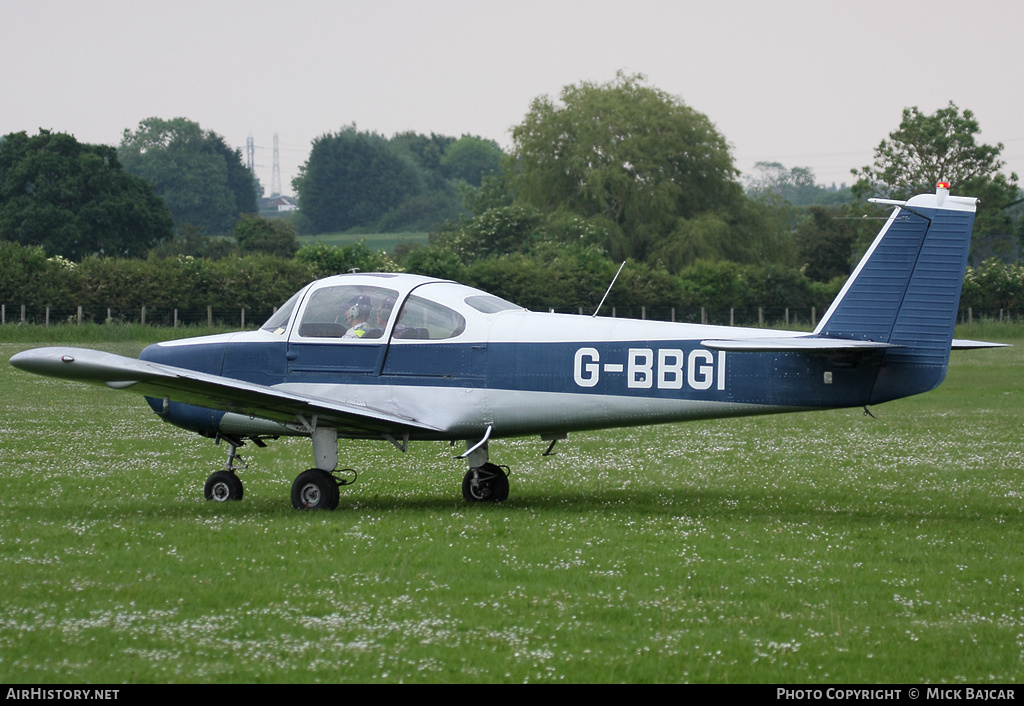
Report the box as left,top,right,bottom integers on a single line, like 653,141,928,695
700,337,900,353
950,339,1011,349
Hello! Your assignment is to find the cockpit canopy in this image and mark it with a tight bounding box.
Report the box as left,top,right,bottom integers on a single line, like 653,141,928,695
260,274,522,341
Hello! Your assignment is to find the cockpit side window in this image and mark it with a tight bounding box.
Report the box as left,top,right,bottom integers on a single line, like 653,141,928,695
296,285,399,339
261,290,304,335
394,295,466,340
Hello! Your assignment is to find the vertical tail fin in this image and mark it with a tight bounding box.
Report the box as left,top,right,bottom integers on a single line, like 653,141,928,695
814,184,979,403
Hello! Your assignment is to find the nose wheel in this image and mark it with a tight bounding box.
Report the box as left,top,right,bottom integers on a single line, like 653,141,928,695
462,463,509,503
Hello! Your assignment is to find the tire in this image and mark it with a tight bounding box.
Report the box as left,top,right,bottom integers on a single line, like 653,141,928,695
291,469,340,510
462,463,509,503
205,471,244,502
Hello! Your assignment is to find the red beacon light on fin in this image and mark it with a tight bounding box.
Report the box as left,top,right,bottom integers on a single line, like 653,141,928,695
936,181,950,190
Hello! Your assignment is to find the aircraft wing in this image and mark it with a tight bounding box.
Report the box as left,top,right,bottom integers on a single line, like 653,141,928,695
699,337,900,352
8,347,443,436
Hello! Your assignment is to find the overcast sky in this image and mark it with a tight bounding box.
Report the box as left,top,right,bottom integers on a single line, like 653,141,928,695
4,0,1022,198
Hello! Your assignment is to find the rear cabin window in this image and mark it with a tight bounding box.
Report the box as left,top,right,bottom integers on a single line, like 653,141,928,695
465,294,522,313
394,296,466,340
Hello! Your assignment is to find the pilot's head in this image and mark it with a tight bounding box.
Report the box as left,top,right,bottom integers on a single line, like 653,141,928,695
375,297,396,325
345,296,372,324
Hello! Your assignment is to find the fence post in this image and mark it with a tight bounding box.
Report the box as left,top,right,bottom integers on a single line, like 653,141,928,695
21,304,26,324
671,307,675,323
241,308,246,329
141,306,146,325
758,307,763,327
730,308,734,326
612,307,616,318
812,306,816,327
45,307,50,327
968,307,973,325
174,309,179,329
77,306,82,325
106,308,112,323
1,304,4,325
641,306,646,320
701,307,706,325
207,306,213,327
785,308,790,326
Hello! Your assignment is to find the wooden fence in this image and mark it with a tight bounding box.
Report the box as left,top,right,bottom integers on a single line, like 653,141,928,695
0,304,272,329
4,302,1019,329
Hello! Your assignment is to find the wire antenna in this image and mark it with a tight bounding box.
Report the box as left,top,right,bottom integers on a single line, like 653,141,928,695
593,261,626,317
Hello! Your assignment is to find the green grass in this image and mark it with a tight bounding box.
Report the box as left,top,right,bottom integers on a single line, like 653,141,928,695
0,324,1022,683
298,231,429,254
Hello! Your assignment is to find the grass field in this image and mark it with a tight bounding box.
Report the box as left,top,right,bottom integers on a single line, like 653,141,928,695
0,323,1021,683
298,231,429,255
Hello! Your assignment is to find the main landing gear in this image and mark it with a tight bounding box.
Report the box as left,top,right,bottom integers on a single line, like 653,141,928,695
462,463,510,503
204,427,514,509
290,467,357,510
459,427,510,503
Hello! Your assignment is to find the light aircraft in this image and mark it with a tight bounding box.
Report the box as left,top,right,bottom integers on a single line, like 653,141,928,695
9,184,1002,510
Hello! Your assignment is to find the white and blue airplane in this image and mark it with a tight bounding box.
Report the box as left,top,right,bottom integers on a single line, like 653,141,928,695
9,184,999,509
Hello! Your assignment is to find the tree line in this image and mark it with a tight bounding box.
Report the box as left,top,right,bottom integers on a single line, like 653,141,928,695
1,73,1021,323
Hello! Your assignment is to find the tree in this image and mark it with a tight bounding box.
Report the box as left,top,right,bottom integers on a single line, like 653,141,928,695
293,126,422,234
431,204,545,263
794,206,858,282
745,162,851,206
509,71,743,262
295,241,397,277
852,102,1019,248
440,135,503,186
0,130,173,259
119,117,257,234
233,214,300,258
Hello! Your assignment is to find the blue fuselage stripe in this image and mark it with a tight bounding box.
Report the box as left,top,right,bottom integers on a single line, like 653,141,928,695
142,339,888,412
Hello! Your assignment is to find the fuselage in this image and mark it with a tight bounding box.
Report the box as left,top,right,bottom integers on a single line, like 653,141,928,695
139,273,883,441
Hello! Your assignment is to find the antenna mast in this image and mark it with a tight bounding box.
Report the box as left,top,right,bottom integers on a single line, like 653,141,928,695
245,134,255,173
271,133,282,197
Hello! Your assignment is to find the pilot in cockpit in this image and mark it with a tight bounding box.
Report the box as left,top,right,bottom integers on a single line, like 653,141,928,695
374,297,396,327
342,296,374,338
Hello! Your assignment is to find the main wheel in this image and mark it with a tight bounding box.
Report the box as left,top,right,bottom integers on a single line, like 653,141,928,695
205,471,244,502
462,463,509,503
291,469,340,510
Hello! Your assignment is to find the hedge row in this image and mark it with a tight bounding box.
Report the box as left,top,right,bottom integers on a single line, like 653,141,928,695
1,242,1020,328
